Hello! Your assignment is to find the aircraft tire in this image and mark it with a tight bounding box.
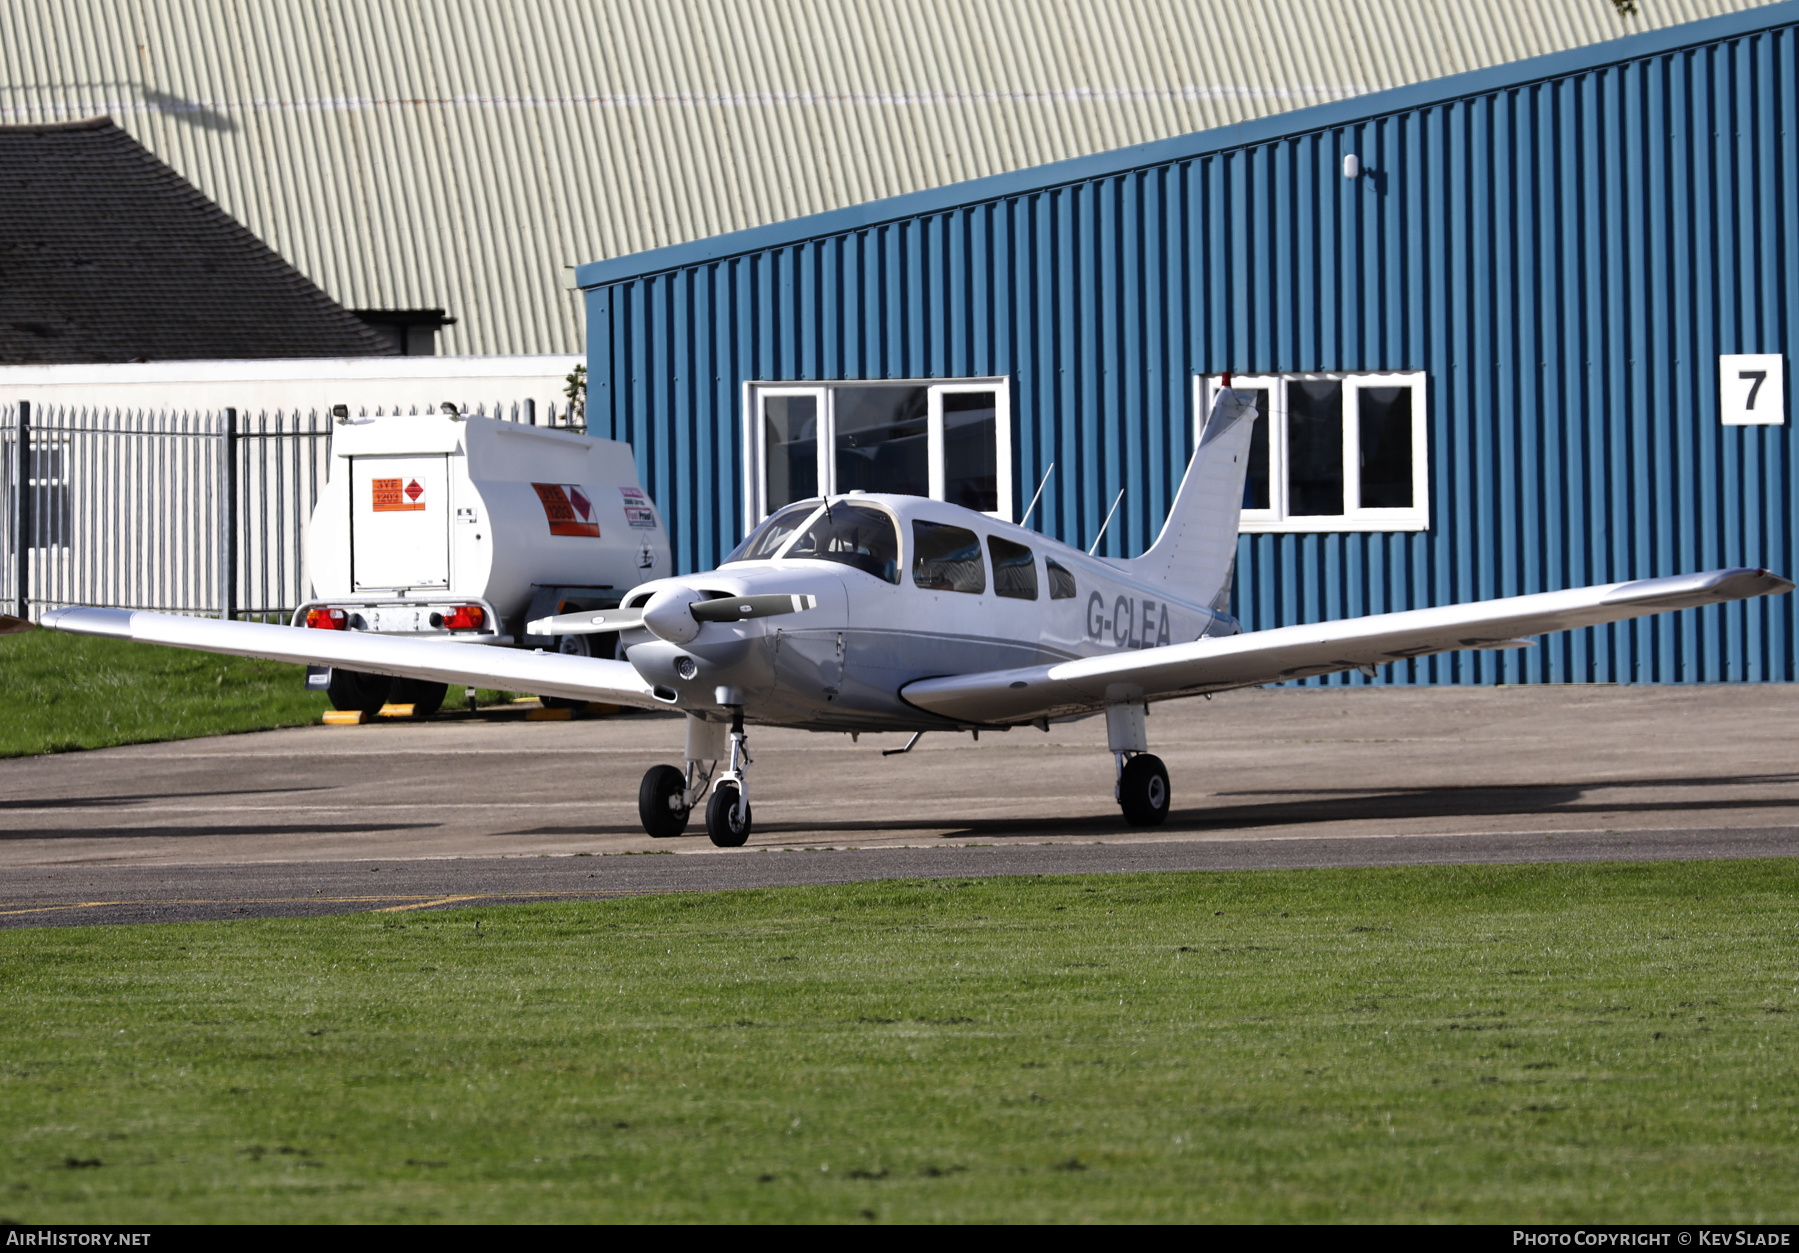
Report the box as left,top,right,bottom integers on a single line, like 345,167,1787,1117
326,668,391,716
1118,754,1171,827
706,782,752,848
638,765,690,839
389,679,447,718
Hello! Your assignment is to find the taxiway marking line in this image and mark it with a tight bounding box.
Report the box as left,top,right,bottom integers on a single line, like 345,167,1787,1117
372,895,487,913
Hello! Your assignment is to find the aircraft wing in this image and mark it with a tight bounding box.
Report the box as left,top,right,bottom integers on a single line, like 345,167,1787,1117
36,608,663,708
901,568,1793,725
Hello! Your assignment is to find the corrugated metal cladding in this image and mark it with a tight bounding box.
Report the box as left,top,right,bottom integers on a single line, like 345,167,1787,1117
0,0,1759,356
583,4,1799,687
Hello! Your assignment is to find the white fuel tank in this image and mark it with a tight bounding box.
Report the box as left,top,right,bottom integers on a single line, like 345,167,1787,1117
304,413,671,622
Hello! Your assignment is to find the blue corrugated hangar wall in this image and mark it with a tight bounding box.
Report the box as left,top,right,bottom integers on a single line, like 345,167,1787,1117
578,3,1799,686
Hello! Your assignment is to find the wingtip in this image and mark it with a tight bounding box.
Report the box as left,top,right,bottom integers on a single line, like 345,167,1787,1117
1757,569,1797,596
36,606,136,638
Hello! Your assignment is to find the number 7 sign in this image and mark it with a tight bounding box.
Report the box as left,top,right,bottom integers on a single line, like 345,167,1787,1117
1720,353,1785,426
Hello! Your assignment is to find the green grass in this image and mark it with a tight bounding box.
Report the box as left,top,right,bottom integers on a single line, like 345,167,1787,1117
0,629,329,757
3,861,1797,1223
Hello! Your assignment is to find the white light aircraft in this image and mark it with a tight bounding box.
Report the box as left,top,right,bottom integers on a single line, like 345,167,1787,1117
23,391,1793,846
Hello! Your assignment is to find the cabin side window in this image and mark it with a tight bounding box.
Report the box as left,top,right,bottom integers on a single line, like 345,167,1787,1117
1045,557,1077,600
988,536,1037,600
911,521,986,594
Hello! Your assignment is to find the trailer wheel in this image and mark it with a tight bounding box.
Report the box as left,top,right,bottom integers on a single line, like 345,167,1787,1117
326,669,391,715
389,679,447,719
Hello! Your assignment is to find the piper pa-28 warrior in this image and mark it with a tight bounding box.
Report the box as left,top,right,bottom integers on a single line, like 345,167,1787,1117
25,389,1794,846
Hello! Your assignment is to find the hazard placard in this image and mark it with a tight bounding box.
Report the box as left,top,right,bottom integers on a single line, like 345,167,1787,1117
619,485,658,529
532,483,601,537
372,477,426,512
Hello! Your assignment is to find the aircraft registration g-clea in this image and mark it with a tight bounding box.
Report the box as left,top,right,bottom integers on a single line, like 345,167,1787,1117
32,390,1794,846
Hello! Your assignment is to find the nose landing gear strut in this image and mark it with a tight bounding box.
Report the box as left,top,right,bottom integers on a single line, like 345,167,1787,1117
705,704,753,847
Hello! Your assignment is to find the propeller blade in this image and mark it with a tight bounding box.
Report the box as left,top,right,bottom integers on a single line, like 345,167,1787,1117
526,607,646,636
0,614,33,636
690,593,819,623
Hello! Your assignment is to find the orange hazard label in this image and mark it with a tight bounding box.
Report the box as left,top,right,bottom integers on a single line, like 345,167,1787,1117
532,483,601,537
372,477,426,512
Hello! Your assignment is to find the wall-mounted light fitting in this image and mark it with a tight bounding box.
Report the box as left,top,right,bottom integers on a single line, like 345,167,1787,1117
1342,153,1361,179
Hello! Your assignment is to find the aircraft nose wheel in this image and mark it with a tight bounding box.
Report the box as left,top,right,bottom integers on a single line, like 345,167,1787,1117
1117,753,1171,827
706,782,752,847
638,765,691,838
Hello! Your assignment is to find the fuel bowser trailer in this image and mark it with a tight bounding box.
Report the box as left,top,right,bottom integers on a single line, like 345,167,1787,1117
299,409,672,714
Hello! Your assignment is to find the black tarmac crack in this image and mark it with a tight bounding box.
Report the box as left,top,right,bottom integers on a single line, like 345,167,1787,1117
6,825,1798,929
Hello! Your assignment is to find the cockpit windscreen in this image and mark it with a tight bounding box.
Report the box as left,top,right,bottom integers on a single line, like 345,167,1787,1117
723,502,820,564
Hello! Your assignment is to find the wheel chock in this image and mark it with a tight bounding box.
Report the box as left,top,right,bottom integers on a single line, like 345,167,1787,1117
526,706,573,721
586,702,621,715
321,710,368,726
376,703,416,718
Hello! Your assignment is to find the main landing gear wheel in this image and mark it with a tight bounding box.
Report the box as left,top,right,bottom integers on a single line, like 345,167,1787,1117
638,765,690,839
706,781,752,847
1118,753,1171,827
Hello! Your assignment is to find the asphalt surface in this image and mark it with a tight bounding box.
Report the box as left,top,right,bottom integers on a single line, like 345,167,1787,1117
4,683,1797,928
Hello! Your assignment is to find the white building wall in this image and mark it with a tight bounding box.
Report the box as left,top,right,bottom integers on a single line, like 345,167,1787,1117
0,356,583,421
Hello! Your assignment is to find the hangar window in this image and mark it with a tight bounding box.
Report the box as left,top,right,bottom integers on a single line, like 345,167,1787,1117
743,379,1013,529
1196,373,1428,533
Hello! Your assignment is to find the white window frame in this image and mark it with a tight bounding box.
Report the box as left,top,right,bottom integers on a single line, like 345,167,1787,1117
749,384,828,526
744,378,1012,529
1198,372,1429,533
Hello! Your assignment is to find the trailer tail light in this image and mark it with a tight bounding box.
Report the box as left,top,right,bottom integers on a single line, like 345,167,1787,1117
306,608,348,630
441,605,485,631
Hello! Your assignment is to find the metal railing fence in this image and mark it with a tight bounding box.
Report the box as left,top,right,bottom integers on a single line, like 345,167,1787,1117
0,399,574,622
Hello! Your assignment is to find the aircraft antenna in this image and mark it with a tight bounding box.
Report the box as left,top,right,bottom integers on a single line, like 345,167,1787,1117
1018,461,1055,530
1088,487,1126,555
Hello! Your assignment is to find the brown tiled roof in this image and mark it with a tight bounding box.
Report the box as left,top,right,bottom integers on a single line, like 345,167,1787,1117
0,117,393,363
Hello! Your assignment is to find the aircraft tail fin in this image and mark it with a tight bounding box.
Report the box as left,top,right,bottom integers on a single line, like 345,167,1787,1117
1125,387,1258,610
